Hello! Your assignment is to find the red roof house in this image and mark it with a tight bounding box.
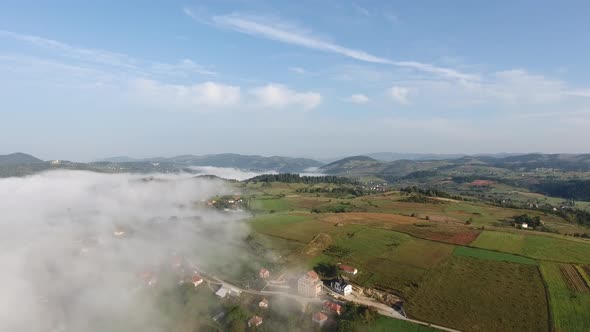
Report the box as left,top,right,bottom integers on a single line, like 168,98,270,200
248,316,263,328
259,268,270,279
312,312,328,326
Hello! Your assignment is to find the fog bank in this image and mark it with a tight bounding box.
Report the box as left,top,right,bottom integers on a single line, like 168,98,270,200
0,170,249,332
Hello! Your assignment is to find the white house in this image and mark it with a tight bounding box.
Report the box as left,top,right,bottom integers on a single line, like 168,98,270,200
331,279,352,296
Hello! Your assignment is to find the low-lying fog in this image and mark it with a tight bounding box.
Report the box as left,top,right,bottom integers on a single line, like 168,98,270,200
190,166,324,181
189,166,277,181
0,170,249,332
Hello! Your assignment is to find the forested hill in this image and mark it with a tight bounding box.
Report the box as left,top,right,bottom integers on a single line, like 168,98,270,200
0,152,43,166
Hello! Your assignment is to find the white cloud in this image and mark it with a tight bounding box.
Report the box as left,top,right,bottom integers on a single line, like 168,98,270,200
200,13,476,81
250,84,322,110
289,66,306,74
347,94,369,104
130,79,241,110
388,86,410,104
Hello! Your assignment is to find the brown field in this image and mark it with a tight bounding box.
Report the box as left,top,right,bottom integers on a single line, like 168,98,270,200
469,180,495,186
560,264,590,292
415,214,463,224
446,232,481,245
583,265,590,279
319,212,417,225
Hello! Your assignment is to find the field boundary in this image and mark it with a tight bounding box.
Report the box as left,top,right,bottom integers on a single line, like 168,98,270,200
537,265,554,332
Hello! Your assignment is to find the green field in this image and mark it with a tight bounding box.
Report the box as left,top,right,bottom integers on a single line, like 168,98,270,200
453,246,538,265
249,213,335,243
406,256,549,332
539,262,590,331
472,231,590,263
356,316,437,331
250,197,291,212
309,225,454,295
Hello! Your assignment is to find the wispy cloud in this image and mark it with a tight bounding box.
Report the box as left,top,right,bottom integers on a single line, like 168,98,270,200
250,83,322,110
0,29,216,78
347,94,369,104
196,12,476,81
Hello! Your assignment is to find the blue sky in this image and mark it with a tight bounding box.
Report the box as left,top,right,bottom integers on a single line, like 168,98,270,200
1,0,589,161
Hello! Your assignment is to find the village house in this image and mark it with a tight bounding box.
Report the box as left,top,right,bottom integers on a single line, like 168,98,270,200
258,298,269,309
331,279,352,296
248,316,263,328
259,268,270,279
298,270,323,297
323,301,342,315
191,274,203,287
139,271,157,287
338,264,358,275
312,312,328,326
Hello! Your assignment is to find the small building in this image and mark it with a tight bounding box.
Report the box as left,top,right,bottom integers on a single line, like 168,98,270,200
228,287,242,297
215,287,229,298
323,301,342,315
259,268,270,279
191,274,203,287
521,223,529,229
312,312,328,326
216,285,242,298
259,298,269,309
338,264,358,275
248,316,263,328
298,270,323,297
331,279,352,296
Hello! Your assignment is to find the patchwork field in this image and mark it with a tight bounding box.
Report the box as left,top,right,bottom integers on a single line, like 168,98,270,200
472,231,590,263
540,262,590,331
407,256,549,332
242,182,590,331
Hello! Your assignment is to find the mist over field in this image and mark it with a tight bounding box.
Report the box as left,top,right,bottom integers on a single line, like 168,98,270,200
0,170,249,332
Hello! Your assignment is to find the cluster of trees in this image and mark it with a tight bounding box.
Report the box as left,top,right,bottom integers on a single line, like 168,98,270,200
400,186,464,200
247,173,357,185
337,303,378,332
296,186,376,197
532,180,590,201
513,214,542,228
555,208,590,228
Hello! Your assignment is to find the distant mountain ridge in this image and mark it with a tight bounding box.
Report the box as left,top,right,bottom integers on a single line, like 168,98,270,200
0,152,43,166
319,153,590,179
0,152,323,177
3,152,590,179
